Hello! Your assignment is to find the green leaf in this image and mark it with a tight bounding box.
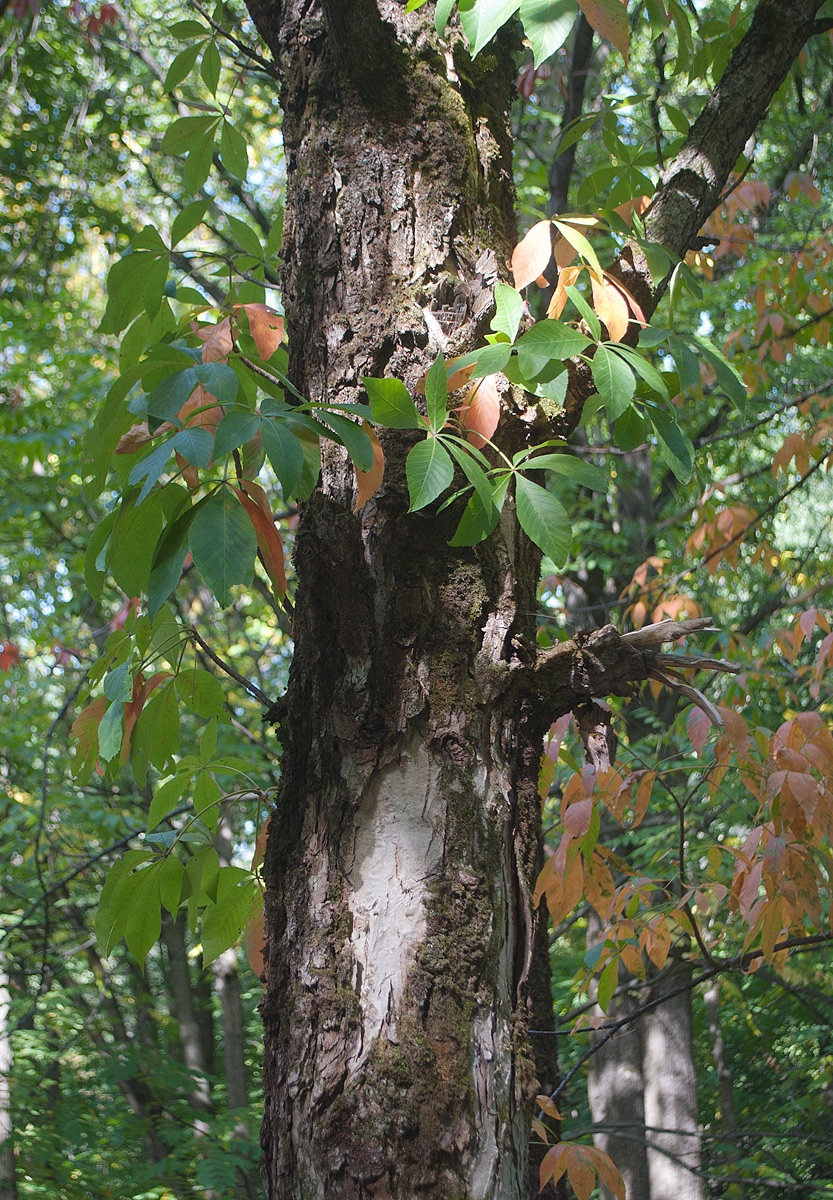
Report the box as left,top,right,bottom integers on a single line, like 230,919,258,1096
564,284,602,343
194,362,239,405
201,872,259,964
175,669,226,719
98,700,124,761
85,509,118,600
523,453,607,491
591,344,635,420
146,368,199,423
406,438,454,511
159,856,185,917
162,114,221,154
103,661,134,703
458,0,521,56
170,18,207,38
220,120,249,179
227,213,263,258
613,405,648,451
363,376,422,429
149,681,181,770
426,352,449,433
124,863,163,963
519,0,575,65
435,0,455,32
648,406,693,482
147,773,192,833
317,411,375,472
184,128,218,192
200,39,221,93
172,427,213,467
193,770,222,835
688,335,747,408
609,343,669,399
185,846,221,934
553,219,603,279
101,250,169,336
515,475,571,567
189,488,257,606
148,497,207,621
171,199,210,248
443,438,494,511
516,320,590,379
597,955,619,1013
214,410,261,460
164,42,202,91
261,417,305,496
96,852,153,956
668,334,700,392
492,282,524,341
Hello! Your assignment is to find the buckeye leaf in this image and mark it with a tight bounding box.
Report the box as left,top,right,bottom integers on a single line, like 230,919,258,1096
363,376,422,429
425,352,449,433
189,489,257,607
213,411,261,460
261,417,304,496
515,475,572,567
492,282,524,341
458,0,521,56
520,0,575,65
172,427,213,467
591,344,635,420
406,438,454,511
649,407,693,482
516,320,591,379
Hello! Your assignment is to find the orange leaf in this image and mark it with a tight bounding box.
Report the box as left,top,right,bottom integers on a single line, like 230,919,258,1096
576,0,629,64
232,486,287,597
116,422,153,454
610,195,650,226
586,1147,626,1200
245,904,267,983
539,1143,569,1191
565,1145,597,1200
547,264,582,319
536,1095,562,1120
354,421,385,510
459,374,501,449
511,220,553,290
237,303,285,360
193,316,232,363
591,275,629,341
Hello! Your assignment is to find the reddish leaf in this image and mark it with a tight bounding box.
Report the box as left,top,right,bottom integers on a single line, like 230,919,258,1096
686,707,711,757
121,671,172,764
563,797,593,838
116,422,153,455
539,1143,569,1191
0,642,21,670
459,374,501,449
237,303,285,360
511,220,553,290
586,1146,626,1200
354,421,385,510
577,0,629,63
71,696,108,760
232,485,287,597
110,597,139,631
565,1145,597,1200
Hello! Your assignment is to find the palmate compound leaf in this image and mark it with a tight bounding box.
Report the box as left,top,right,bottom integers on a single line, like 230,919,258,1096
362,376,423,429
577,0,630,63
515,475,571,567
201,869,261,965
188,488,257,607
591,343,635,420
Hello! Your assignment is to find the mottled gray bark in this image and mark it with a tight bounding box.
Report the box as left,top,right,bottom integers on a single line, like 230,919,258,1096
0,968,17,1200
643,965,704,1200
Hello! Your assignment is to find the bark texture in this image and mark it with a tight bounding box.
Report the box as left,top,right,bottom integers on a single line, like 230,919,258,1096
236,2,829,1197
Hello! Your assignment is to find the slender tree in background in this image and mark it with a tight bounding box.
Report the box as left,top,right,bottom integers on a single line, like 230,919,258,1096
3,1,833,1198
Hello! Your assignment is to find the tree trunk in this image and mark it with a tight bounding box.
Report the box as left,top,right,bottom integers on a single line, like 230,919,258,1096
0,968,17,1200
237,3,828,1196
643,964,704,1200
586,914,651,1200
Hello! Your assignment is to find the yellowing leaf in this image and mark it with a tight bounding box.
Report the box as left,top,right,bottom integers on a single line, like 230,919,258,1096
577,0,629,64
459,374,501,449
232,484,287,597
511,219,553,290
355,421,385,510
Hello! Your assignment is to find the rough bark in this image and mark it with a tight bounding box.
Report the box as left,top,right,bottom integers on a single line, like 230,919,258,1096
643,964,704,1200
235,2,830,1196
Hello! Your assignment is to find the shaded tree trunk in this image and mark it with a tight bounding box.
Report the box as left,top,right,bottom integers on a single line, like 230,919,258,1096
643,964,704,1200
0,968,17,1200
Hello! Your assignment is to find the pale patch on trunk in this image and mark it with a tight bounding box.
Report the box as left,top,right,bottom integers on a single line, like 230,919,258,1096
345,738,443,1073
